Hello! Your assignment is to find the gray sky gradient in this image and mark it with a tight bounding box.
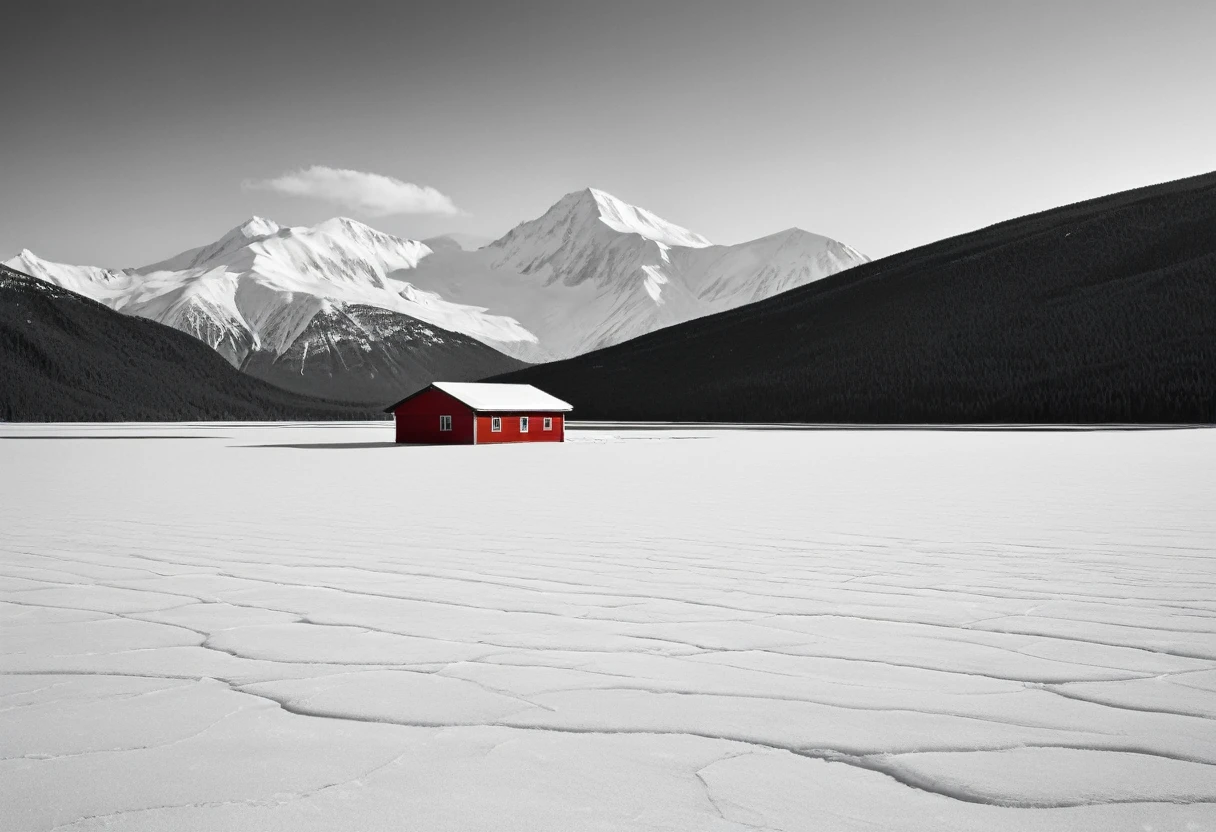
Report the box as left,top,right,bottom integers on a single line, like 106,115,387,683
3,0,1215,267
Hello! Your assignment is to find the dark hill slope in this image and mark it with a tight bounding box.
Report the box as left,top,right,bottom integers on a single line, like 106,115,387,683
492,171,1216,423
0,266,382,421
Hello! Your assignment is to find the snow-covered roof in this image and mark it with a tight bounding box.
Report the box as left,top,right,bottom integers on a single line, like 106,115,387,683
417,382,572,412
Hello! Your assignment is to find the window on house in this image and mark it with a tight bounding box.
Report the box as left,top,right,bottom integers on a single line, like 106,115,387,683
491,417,502,432
543,417,553,430
520,417,529,433
439,415,452,431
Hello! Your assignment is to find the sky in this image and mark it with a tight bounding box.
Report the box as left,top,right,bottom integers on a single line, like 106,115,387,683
3,0,1216,268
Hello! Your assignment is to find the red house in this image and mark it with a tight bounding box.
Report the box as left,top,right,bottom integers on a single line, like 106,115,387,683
384,382,573,445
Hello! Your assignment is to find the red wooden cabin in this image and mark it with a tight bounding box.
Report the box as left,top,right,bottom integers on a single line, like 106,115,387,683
384,382,573,445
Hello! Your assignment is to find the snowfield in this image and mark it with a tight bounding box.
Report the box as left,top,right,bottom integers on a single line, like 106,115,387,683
2,424,1214,831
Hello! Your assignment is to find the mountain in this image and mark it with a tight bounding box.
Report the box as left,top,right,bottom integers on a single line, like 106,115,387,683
404,187,868,358
490,171,1216,424
239,303,526,402
7,217,530,402
5,189,865,402
0,265,383,421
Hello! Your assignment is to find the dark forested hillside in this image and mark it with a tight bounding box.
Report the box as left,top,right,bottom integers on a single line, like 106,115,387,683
0,266,383,421
492,171,1216,423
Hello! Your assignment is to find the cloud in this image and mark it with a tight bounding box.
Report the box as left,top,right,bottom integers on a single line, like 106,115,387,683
243,166,460,216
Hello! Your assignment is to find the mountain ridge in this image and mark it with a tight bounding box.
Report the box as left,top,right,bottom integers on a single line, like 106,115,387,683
0,264,384,421
6,188,867,401
490,170,1216,423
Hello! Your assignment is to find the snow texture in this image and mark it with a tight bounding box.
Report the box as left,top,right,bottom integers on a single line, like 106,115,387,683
1,423,1214,831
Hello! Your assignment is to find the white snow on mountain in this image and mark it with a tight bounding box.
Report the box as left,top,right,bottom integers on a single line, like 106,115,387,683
7,218,538,367
8,250,134,306
5,188,867,368
404,188,869,357
587,187,712,248
138,216,285,274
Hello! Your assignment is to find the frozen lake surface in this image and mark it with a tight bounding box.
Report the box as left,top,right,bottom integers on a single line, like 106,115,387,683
2,423,1215,831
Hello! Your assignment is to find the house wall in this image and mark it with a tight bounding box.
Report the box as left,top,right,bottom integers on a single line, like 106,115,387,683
474,412,564,444
392,388,475,444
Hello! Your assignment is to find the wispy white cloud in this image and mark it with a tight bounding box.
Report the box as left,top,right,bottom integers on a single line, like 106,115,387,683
243,165,460,216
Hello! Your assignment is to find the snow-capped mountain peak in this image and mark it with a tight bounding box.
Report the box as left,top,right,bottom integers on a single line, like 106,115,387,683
5,215,537,369
486,187,711,265
586,188,712,248
6,187,868,398
236,216,281,238
9,249,130,292
138,216,284,274
315,216,384,238
412,187,867,359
